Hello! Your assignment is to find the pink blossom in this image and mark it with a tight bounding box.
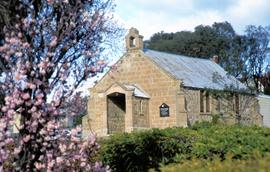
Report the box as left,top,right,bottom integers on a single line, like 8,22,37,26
8,38,19,44
90,66,97,72
7,109,15,117
40,69,46,75
37,93,44,99
15,73,22,81
22,93,30,100
31,121,38,128
39,118,46,124
38,61,46,69
4,96,11,103
5,138,14,145
35,99,43,106
49,36,57,47
47,0,54,4
22,42,30,48
4,55,9,60
56,157,63,164
18,32,23,38
0,0,114,170
14,99,23,106
59,144,67,153
97,60,105,65
23,135,31,142
30,106,37,113
34,162,45,170
27,83,36,90
15,52,23,57
1,106,8,112
14,147,21,155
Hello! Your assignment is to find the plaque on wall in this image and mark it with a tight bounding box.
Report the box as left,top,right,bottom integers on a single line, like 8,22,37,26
160,103,169,117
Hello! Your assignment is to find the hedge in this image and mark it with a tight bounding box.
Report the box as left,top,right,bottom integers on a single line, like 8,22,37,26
99,122,270,172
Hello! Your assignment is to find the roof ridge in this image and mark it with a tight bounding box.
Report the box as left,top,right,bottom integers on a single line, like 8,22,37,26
144,49,212,62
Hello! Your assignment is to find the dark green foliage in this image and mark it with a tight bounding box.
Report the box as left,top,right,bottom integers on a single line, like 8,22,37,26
100,128,195,172
100,123,270,172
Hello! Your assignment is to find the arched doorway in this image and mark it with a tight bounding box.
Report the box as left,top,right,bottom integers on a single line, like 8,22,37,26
107,92,126,134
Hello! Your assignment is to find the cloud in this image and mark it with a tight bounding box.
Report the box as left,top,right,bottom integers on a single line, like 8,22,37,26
225,0,270,32
193,0,237,11
114,0,270,39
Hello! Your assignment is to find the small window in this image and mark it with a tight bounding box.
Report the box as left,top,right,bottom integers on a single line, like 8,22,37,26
217,96,221,112
130,36,135,48
200,90,210,113
235,94,239,114
200,90,204,113
139,100,143,115
184,97,188,111
206,92,210,113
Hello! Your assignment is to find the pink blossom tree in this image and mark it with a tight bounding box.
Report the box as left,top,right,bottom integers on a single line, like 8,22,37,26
0,0,121,171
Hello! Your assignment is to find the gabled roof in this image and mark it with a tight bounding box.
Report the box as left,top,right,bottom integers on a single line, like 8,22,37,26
124,84,150,98
105,82,150,98
144,49,247,91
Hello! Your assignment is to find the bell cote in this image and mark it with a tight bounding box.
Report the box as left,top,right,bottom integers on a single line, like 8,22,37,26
125,27,144,51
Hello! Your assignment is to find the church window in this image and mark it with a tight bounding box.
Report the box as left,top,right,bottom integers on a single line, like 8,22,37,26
200,90,211,113
200,90,204,113
235,94,240,114
140,100,143,115
206,92,210,112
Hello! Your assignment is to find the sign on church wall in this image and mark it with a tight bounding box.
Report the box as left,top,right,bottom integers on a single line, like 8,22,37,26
160,103,169,117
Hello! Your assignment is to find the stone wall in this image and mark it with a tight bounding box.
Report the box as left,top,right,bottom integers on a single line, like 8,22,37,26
132,97,149,130
183,88,212,125
183,87,262,126
83,50,186,136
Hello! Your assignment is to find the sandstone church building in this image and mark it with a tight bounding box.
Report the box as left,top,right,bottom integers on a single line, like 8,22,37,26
82,28,262,137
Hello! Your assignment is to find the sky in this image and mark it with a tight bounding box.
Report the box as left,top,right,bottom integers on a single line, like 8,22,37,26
78,0,270,94
114,0,270,39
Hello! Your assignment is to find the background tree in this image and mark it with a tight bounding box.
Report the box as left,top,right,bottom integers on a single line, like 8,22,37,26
0,0,121,171
242,25,270,92
146,22,270,93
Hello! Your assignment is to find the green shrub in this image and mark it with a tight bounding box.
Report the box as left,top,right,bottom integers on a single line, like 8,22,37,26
100,128,194,172
157,152,270,172
100,123,270,171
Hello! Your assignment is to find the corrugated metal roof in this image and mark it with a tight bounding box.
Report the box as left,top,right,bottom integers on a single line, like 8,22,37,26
144,49,247,91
